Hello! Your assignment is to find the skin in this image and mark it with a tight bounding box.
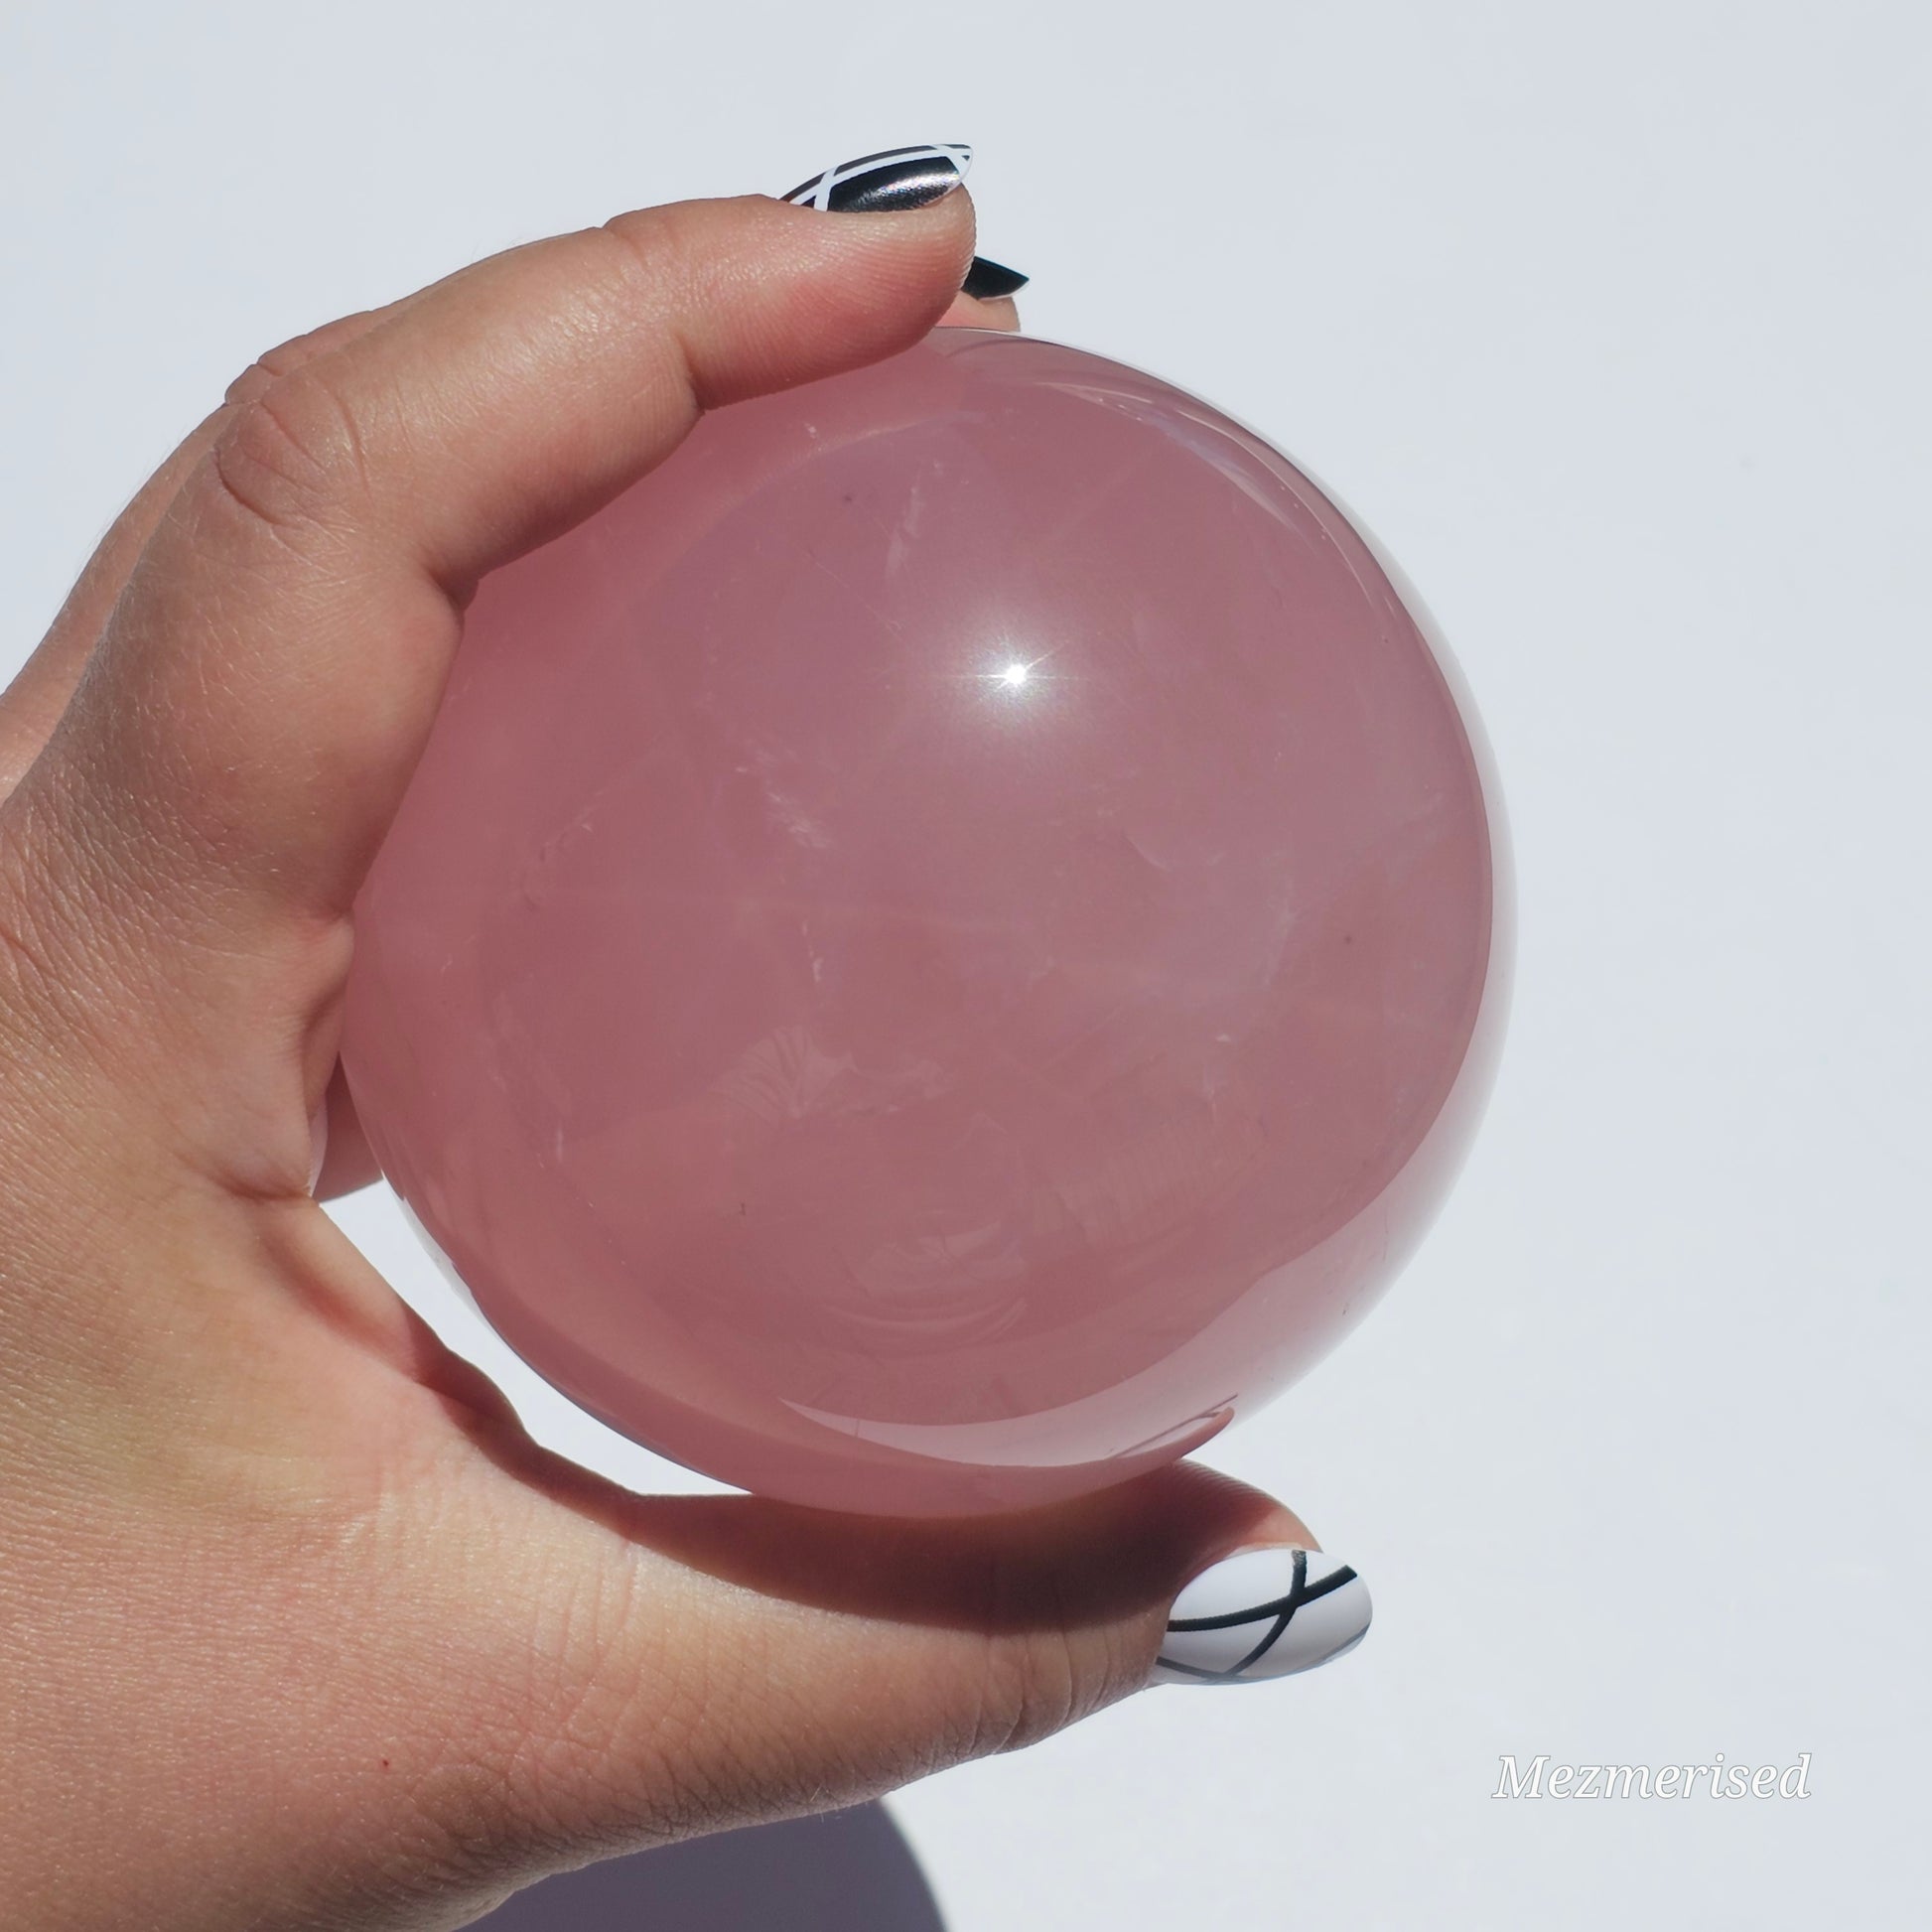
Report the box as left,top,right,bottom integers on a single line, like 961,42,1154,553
0,188,1308,1931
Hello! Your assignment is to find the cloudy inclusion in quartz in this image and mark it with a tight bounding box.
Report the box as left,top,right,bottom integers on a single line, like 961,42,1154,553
342,329,1508,1516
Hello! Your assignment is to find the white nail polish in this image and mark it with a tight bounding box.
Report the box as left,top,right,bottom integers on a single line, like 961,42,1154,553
1152,1547,1371,1686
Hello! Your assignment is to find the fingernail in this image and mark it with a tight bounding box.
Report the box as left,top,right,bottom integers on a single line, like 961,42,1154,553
962,256,1029,300
1152,1547,1371,1687
781,142,972,213
779,145,1027,303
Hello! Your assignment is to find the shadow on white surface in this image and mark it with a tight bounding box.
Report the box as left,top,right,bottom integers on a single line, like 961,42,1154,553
464,1803,945,1930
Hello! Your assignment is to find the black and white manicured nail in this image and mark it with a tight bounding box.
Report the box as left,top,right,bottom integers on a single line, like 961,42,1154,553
779,145,1028,302
1152,1548,1371,1686
961,255,1029,300
782,143,973,213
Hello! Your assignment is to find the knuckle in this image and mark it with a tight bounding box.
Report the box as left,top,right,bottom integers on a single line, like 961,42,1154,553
586,207,722,402
955,1547,1127,1759
206,367,370,546
222,313,372,407
595,202,698,292
975,1629,1091,1757
222,355,284,410
918,1621,1115,1775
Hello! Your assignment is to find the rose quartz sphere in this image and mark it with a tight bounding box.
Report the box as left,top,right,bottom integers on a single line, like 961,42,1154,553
342,330,1507,1516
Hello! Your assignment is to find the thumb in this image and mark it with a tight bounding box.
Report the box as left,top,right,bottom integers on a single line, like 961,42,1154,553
401,1452,1368,1896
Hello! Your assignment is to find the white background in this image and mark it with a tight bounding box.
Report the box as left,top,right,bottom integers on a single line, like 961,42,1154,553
4,2,1928,1925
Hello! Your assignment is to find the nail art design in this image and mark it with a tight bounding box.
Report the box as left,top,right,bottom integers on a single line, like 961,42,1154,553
779,145,1028,303
961,256,1029,300
1153,1548,1371,1686
782,143,973,213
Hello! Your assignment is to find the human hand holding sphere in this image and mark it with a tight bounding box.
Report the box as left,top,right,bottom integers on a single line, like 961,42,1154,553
0,153,1493,1930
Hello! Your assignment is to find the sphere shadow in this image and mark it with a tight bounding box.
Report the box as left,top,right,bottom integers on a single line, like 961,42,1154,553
463,1802,946,1931
401,1306,1292,1636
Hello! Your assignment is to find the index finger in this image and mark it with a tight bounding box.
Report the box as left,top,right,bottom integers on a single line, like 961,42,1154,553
17,189,979,939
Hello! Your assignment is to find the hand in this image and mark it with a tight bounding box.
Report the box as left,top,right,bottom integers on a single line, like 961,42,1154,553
0,170,1342,1931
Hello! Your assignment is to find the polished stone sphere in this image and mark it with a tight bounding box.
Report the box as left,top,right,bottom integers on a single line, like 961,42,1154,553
342,330,1507,1516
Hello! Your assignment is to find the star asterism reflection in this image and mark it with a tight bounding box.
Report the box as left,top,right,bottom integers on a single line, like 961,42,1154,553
341,329,1510,1517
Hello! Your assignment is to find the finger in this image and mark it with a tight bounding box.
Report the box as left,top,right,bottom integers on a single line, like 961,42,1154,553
304,258,1015,1204
23,192,973,923
410,1452,1367,1880
2,188,975,1181
0,306,407,798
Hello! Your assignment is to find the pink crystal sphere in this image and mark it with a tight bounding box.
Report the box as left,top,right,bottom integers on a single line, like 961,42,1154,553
342,330,1507,1516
